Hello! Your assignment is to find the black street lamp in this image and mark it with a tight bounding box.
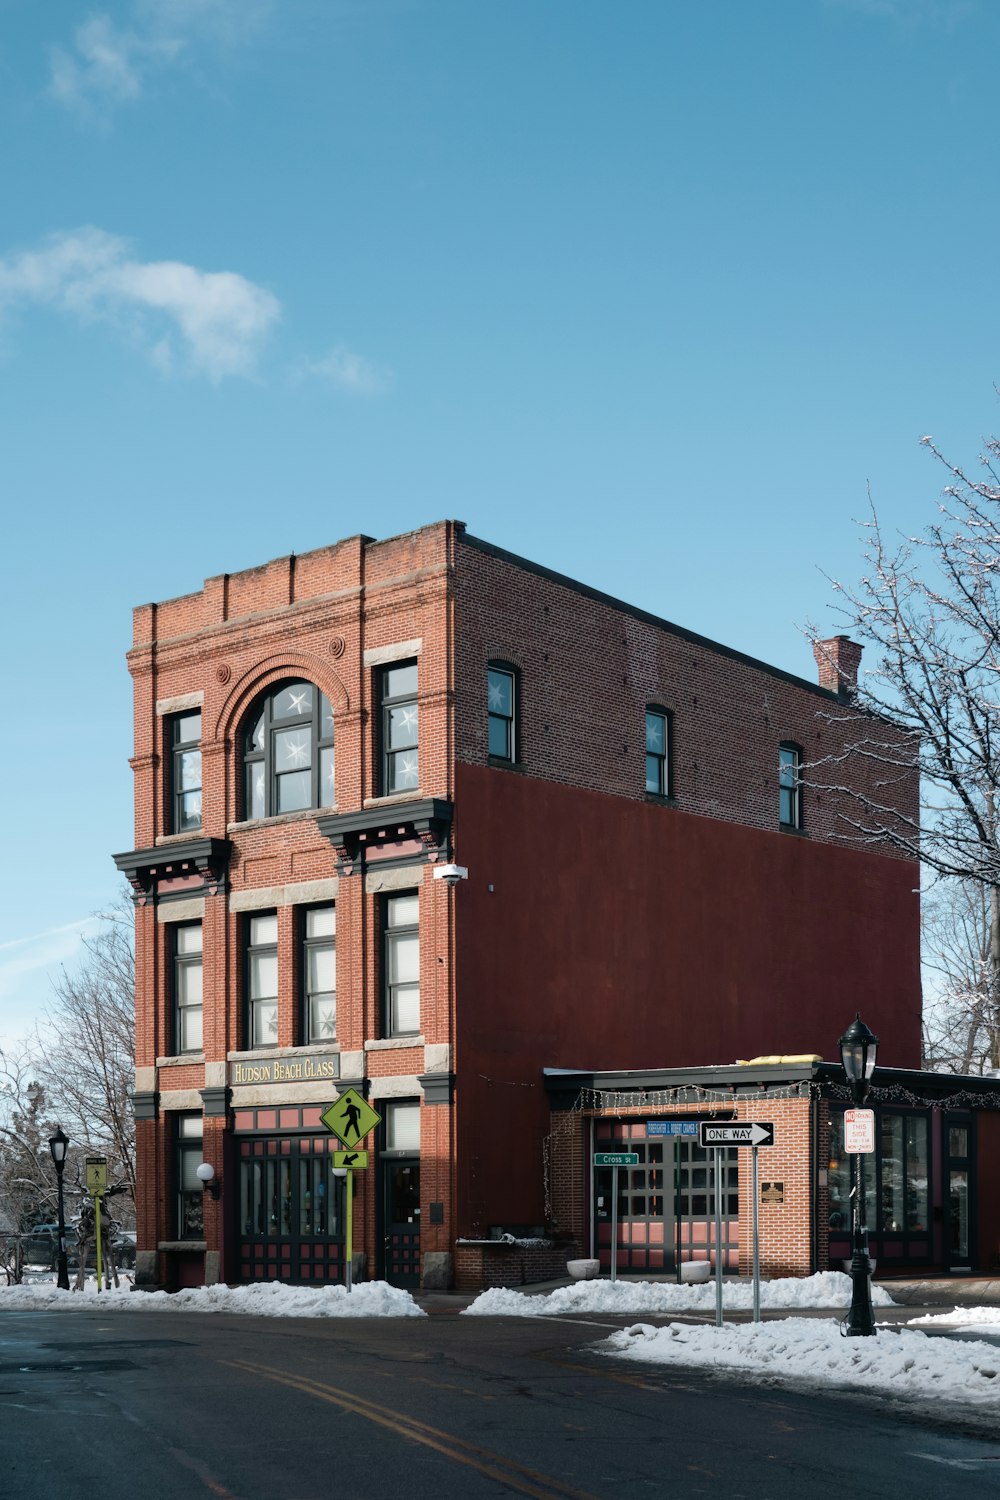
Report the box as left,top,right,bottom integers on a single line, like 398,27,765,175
48,1127,70,1291
839,1014,879,1337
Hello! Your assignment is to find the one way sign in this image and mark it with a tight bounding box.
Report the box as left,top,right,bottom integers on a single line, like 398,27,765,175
699,1121,775,1149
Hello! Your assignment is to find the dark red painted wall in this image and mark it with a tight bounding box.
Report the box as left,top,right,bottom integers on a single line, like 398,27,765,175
977,1112,1000,1272
452,762,922,1235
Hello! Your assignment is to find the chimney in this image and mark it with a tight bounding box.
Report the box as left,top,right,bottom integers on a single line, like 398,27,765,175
813,635,862,698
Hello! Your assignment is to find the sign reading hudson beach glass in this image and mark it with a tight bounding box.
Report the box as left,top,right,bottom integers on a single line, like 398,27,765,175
230,1054,339,1086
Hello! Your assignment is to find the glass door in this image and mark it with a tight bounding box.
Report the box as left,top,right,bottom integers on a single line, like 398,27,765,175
944,1115,973,1271
238,1136,345,1283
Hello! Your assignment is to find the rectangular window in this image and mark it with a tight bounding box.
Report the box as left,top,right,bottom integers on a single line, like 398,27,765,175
779,744,802,828
487,667,516,761
303,906,336,1043
386,1099,421,1152
177,1114,204,1239
174,922,203,1054
247,913,279,1049
385,893,420,1035
645,709,669,796
170,711,202,833
380,661,419,794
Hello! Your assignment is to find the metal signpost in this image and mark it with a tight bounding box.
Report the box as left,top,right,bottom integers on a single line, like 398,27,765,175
698,1122,775,1325
320,1090,382,1292
594,1151,639,1282
85,1156,108,1293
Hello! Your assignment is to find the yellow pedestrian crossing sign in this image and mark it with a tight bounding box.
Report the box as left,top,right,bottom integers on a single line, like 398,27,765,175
85,1157,108,1194
321,1089,381,1148
333,1150,369,1169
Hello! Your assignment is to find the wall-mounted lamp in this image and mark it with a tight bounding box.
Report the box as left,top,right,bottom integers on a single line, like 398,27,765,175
433,863,468,887
196,1161,220,1200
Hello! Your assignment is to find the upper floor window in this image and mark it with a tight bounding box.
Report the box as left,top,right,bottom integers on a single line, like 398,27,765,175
302,906,336,1043
487,665,517,762
645,708,670,797
247,912,279,1048
779,743,803,829
379,662,419,794
173,922,203,1055
384,892,420,1036
243,680,334,820
170,711,202,832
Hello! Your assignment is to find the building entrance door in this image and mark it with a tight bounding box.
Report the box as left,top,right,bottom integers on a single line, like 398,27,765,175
237,1135,346,1284
944,1113,974,1271
382,1157,420,1287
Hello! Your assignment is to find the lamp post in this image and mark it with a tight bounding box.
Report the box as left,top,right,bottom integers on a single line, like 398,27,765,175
48,1128,70,1291
839,1014,879,1337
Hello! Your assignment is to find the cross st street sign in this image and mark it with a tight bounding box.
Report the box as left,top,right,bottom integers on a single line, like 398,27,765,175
594,1151,640,1167
699,1122,775,1149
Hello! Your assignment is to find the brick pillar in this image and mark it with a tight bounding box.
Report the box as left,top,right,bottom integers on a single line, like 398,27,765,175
813,636,863,697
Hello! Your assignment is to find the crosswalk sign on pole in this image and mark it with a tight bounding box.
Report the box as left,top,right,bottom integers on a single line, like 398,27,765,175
321,1089,382,1148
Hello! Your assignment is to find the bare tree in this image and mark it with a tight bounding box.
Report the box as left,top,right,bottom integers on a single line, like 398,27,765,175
813,432,1000,1069
0,1058,62,1237
921,877,999,1073
32,892,136,1207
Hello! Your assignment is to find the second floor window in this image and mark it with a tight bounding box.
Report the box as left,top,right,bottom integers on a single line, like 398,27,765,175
487,665,516,761
173,922,203,1055
170,711,202,832
244,680,334,820
384,893,420,1035
247,913,279,1048
380,661,419,794
645,709,670,796
303,906,336,1042
779,743,803,829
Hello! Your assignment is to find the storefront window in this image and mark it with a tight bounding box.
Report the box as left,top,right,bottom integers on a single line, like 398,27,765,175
828,1109,928,1236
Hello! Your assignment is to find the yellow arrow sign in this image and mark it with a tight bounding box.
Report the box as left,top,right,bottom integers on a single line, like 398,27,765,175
321,1088,382,1148
333,1150,369,1169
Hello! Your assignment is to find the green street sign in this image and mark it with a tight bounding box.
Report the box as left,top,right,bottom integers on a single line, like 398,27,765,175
333,1150,369,1169
594,1152,639,1167
321,1088,382,1148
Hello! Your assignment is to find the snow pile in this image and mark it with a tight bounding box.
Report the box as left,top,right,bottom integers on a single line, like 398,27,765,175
602,1318,1000,1408
463,1271,896,1318
0,1279,425,1318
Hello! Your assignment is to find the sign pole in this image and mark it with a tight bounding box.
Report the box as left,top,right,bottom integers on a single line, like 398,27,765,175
751,1144,761,1323
345,1168,353,1294
610,1165,619,1283
94,1193,103,1294
714,1147,723,1328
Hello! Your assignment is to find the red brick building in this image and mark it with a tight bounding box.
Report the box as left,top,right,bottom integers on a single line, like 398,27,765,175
116,520,967,1293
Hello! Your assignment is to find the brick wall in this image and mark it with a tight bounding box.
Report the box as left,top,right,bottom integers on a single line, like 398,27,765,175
453,533,919,848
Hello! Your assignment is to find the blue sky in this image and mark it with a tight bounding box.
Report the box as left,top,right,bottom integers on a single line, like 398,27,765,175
1,0,997,1046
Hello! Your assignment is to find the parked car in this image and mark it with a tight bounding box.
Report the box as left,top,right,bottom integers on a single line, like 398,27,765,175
112,1231,137,1269
22,1224,62,1269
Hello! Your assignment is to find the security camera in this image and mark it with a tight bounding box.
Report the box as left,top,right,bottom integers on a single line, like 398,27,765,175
433,863,468,886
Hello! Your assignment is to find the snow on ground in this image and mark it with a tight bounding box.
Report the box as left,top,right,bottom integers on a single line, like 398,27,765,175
462,1271,896,1318
910,1306,1000,1329
601,1317,1000,1410
0,1279,425,1317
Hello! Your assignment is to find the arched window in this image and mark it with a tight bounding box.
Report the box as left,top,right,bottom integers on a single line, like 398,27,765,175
243,680,335,819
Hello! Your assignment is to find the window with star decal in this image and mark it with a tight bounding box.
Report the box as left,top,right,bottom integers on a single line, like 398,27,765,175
378,661,419,795
242,680,335,819
487,662,517,762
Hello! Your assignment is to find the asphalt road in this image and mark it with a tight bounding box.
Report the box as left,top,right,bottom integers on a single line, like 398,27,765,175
1,1304,999,1500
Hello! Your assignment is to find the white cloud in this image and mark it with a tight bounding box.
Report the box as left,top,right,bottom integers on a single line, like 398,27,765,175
49,2,272,119
0,919,102,1003
296,344,394,397
0,227,281,380
49,14,183,119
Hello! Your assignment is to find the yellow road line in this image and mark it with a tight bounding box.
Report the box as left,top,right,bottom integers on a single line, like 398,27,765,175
225,1359,604,1500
